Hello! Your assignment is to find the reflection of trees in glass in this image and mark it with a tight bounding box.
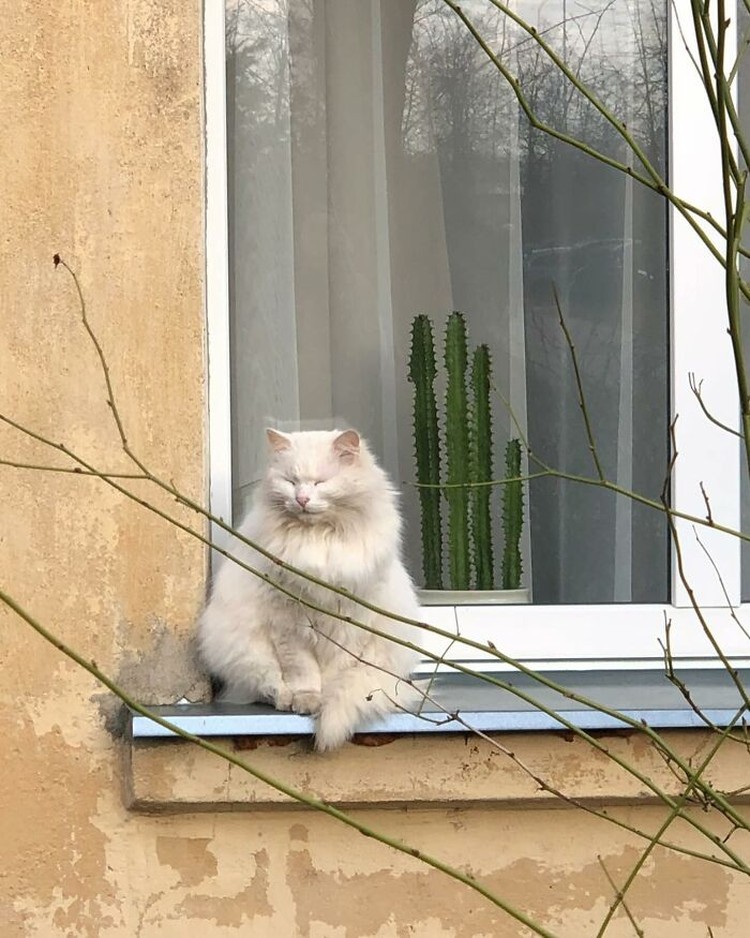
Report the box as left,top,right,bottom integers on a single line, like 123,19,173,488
226,0,293,152
403,0,666,171
520,0,666,168
402,2,512,160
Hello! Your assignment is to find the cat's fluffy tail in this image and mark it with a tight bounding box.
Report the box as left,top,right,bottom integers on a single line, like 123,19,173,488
314,655,418,751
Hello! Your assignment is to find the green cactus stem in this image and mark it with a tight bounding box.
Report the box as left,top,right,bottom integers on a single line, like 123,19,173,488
470,344,495,590
444,312,471,590
501,438,524,590
410,311,525,595
408,314,443,589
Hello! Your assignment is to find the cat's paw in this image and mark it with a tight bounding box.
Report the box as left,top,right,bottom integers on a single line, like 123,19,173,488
274,685,294,711
291,690,322,715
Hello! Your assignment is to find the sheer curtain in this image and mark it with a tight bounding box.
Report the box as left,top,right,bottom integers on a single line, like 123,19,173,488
517,2,668,602
226,0,668,603
227,0,434,508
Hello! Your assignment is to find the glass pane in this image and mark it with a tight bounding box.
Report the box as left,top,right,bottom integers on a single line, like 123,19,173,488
225,0,669,603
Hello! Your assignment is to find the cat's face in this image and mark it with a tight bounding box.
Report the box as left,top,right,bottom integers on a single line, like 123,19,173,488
264,429,365,522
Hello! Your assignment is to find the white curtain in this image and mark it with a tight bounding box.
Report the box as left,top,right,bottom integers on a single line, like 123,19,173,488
226,0,667,603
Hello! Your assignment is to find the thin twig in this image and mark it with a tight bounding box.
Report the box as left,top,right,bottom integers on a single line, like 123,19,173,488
553,287,605,480
688,373,743,439
699,482,714,525
694,529,750,642
54,254,131,450
0,459,146,479
694,0,750,172
659,617,747,741
664,493,750,767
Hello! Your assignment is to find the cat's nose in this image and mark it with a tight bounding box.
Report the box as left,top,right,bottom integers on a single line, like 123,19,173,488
296,494,310,509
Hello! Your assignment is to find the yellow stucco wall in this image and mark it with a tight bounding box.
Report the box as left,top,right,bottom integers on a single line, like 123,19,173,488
2,4,750,937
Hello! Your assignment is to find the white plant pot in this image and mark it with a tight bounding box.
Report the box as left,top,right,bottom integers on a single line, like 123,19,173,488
417,588,531,606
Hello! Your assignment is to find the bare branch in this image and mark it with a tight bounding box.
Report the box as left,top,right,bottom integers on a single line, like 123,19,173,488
0,459,146,479
553,287,605,481
597,856,645,938
688,373,743,439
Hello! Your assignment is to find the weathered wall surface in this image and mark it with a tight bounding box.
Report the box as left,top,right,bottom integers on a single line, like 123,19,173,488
1,4,749,937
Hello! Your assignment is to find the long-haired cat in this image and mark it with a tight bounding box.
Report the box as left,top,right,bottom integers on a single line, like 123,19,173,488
198,428,423,751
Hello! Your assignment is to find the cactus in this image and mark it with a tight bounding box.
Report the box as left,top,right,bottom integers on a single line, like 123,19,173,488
501,438,524,590
408,315,443,589
444,312,471,590
470,345,495,589
409,312,524,593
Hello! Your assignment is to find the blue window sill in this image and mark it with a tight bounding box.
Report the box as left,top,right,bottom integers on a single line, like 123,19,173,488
130,667,749,739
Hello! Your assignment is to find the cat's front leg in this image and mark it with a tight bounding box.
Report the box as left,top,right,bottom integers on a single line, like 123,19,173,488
272,633,322,715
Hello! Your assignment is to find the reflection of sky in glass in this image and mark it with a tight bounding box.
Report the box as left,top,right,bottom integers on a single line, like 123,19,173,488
226,0,292,135
227,1,666,169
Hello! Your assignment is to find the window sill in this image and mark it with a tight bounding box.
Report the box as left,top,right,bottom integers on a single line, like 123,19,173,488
126,668,750,813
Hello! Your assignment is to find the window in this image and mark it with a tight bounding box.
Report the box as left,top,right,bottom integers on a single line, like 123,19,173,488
204,1,750,673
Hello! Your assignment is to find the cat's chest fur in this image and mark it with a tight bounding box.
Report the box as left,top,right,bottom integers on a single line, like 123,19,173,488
259,519,387,597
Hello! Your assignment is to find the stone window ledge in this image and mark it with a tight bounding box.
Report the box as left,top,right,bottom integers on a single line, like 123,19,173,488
126,669,750,813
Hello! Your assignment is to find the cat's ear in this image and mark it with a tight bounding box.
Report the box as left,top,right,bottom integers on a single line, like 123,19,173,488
266,428,292,452
333,429,360,463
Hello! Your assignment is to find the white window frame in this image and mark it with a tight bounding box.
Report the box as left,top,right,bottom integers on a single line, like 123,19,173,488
203,0,750,674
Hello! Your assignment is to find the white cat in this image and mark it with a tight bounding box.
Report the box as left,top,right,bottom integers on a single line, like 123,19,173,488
198,428,423,751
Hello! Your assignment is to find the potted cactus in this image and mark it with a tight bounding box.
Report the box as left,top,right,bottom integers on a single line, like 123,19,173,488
408,311,529,604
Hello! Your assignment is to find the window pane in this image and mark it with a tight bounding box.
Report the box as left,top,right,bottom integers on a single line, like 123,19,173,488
225,0,669,603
